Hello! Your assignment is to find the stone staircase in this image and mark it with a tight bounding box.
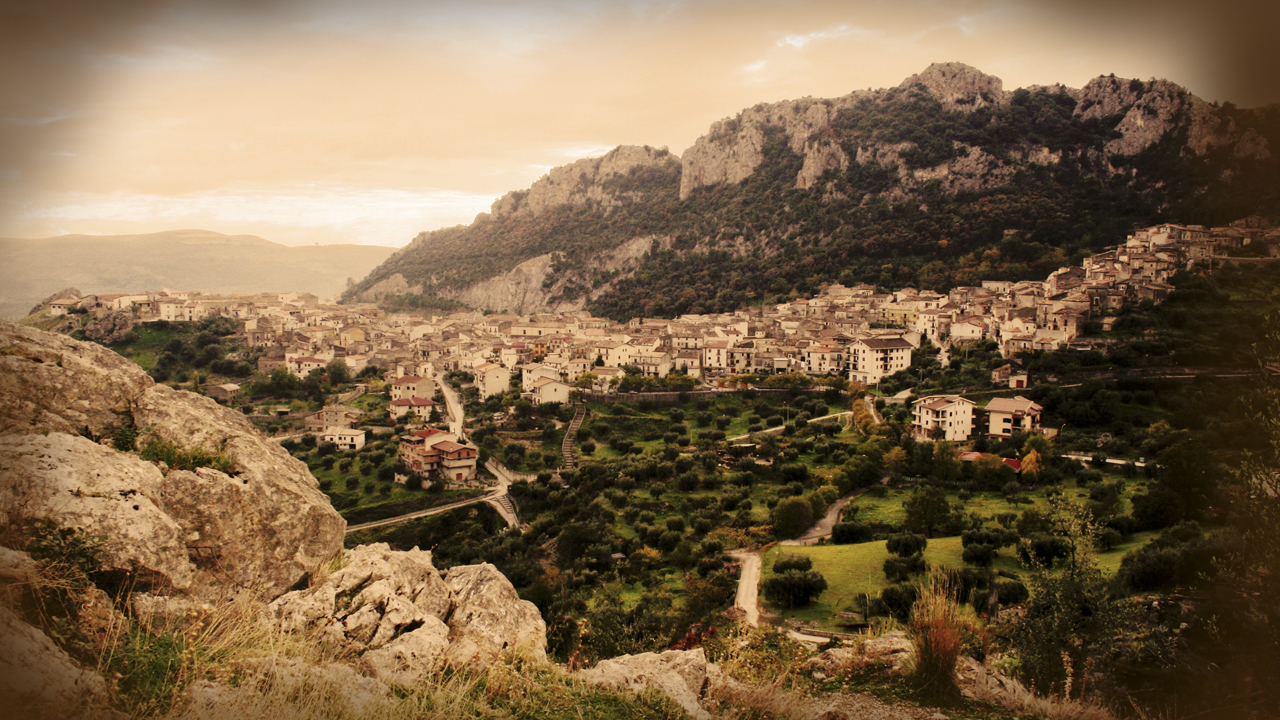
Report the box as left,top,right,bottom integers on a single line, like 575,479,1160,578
561,403,586,469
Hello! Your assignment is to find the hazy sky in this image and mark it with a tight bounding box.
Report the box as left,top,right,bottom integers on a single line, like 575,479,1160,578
2,0,1277,247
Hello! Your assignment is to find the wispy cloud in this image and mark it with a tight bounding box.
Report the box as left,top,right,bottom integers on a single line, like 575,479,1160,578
743,60,767,73
5,113,72,126
778,24,875,49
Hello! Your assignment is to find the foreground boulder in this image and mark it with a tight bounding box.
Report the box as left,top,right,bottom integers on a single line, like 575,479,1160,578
0,604,120,720
0,321,152,439
268,545,547,681
0,433,196,591
444,562,548,667
0,320,345,597
576,648,712,719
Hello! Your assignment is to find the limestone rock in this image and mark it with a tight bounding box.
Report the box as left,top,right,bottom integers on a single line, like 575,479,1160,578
137,384,345,596
0,433,195,591
445,234,666,315
797,138,850,190
0,319,153,439
899,62,1007,112
361,616,451,686
443,562,548,666
131,593,216,631
862,630,915,671
490,145,678,219
0,321,345,598
576,647,711,720
0,604,118,720
268,543,453,651
82,311,137,345
355,272,421,303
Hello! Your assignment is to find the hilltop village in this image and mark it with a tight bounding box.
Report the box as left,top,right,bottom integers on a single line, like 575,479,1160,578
41,218,1277,471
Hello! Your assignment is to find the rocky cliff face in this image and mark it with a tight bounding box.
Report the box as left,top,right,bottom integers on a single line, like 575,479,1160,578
443,234,667,314
488,145,679,219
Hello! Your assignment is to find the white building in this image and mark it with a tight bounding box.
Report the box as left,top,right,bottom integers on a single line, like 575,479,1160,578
911,395,975,442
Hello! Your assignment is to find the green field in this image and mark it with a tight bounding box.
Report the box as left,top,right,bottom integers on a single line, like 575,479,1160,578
760,528,1160,630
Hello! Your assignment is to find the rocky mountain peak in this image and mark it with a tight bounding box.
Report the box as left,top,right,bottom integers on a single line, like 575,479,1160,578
898,61,1006,112
487,144,678,220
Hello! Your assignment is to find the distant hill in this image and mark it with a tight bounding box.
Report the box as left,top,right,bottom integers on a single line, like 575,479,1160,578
344,62,1280,320
0,229,397,319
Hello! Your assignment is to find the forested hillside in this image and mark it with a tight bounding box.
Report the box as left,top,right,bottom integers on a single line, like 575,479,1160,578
345,63,1280,319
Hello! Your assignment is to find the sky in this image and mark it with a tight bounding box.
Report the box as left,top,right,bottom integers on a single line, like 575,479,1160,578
2,0,1277,248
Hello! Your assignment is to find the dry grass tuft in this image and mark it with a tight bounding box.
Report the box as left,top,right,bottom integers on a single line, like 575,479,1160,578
907,570,964,702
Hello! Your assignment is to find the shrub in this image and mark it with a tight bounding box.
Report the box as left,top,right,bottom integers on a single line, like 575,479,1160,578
770,496,814,539
878,582,919,619
884,554,928,582
886,532,928,558
831,522,874,544
762,570,827,608
772,554,813,573
112,425,137,452
140,439,233,474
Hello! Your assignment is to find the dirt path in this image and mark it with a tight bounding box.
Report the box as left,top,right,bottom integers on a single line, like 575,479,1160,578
728,550,761,627
726,411,853,443
781,490,863,546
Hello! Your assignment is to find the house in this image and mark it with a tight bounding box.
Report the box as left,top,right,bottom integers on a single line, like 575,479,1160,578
984,396,1044,438
521,364,562,390
389,396,437,420
321,428,366,452
473,362,510,400
848,336,914,386
48,298,80,316
528,378,573,405
399,433,478,483
305,405,361,433
990,363,1028,389
207,383,242,404
911,395,975,442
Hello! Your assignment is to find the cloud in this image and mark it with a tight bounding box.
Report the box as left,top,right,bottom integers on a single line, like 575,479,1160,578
742,60,766,72
778,24,874,49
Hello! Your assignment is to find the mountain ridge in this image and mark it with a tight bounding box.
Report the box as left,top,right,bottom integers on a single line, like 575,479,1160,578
344,62,1280,319
0,229,397,320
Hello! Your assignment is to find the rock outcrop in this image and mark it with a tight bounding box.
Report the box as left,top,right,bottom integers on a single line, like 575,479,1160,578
577,648,713,719
0,604,120,720
0,320,345,597
0,433,196,590
898,61,1007,112
81,311,137,345
489,145,678,219
0,321,154,439
443,562,548,666
135,384,346,595
444,234,666,314
268,544,547,681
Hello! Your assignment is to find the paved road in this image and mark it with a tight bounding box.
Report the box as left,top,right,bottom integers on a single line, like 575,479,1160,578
346,458,523,534
434,371,466,440
345,491,503,534
728,550,761,627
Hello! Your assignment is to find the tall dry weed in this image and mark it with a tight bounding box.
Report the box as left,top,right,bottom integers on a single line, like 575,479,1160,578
907,570,963,702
